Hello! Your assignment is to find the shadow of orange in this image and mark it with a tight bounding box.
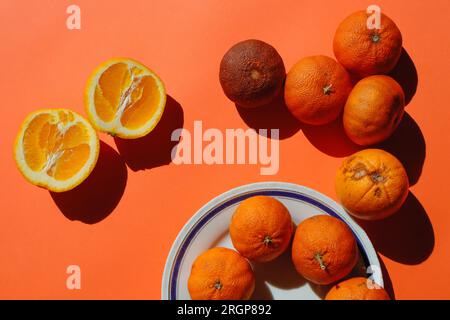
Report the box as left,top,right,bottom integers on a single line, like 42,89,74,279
114,95,184,171
301,114,362,158
378,255,395,300
389,48,418,106
236,93,301,140
375,113,425,186
356,192,434,265
50,141,127,224
251,242,305,300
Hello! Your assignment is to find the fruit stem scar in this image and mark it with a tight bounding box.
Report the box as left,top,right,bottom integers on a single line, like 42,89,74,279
323,84,333,95
250,69,260,80
371,172,385,183
214,280,222,290
371,33,380,43
314,253,327,270
263,235,273,246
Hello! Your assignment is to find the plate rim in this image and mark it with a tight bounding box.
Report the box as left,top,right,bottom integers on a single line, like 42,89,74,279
161,181,381,300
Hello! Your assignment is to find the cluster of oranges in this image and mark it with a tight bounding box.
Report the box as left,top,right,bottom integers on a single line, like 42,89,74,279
190,9,414,300
218,9,411,222
188,196,390,300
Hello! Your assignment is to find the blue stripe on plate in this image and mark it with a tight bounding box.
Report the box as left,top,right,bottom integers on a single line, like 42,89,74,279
169,189,369,300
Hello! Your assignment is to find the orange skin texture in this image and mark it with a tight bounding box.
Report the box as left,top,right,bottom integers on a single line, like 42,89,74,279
284,55,353,125
291,215,358,285
343,75,405,146
230,196,293,262
335,149,409,220
333,10,403,78
188,247,255,300
219,39,285,108
325,277,391,300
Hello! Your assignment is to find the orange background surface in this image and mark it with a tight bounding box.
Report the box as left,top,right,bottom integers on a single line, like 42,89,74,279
1,0,449,299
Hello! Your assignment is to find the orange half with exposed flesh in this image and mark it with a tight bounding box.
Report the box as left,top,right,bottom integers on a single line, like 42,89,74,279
85,58,166,139
14,109,99,192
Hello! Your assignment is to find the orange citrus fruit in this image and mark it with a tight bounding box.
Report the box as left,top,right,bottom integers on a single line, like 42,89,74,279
335,149,409,220
219,39,286,108
230,195,293,262
188,247,255,300
343,75,405,146
85,58,166,139
291,215,358,285
284,55,352,125
333,11,403,78
325,277,391,300
14,109,99,192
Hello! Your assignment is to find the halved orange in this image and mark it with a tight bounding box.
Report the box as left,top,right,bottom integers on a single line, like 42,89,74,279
14,109,99,192
84,58,166,139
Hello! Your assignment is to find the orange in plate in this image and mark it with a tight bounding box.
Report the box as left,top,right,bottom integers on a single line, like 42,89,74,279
14,109,99,192
291,215,358,285
188,247,255,300
85,58,166,139
325,277,391,300
230,195,293,262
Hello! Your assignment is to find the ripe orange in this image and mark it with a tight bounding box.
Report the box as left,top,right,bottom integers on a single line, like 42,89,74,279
325,277,391,300
284,55,352,125
343,75,405,146
291,215,358,285
229,196,293,262
85,58,166,139
188,247,255,300
333,11,403,78
14,109,99,192
335,149,409,220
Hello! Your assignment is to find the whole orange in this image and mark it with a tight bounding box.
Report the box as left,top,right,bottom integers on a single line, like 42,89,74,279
219,39,285,108
335,149,409,220
325,277,391,300
333,10,402,78
343,75,405,146
188,247,255,300
291,215,358,285
284,55,352,125
230,196,293,262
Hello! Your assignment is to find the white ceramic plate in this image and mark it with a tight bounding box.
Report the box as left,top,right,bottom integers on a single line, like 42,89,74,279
162,182,382,300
